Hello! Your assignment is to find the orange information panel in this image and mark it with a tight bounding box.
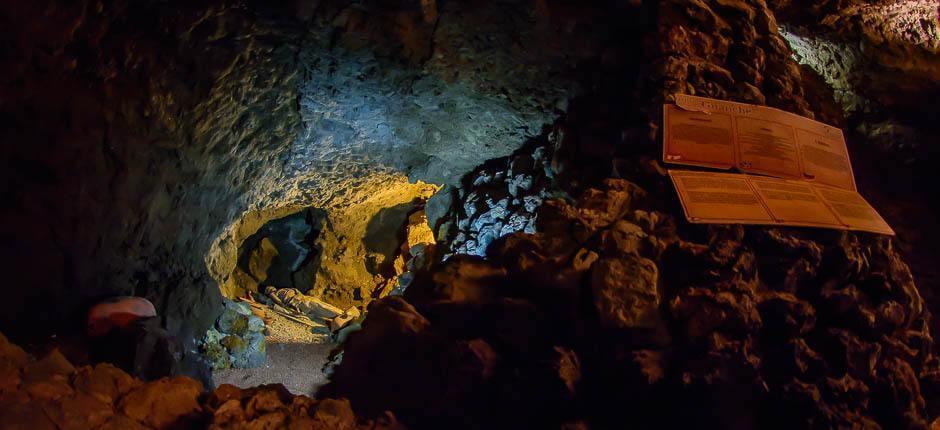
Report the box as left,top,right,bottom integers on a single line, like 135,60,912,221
668,170,894,235
663,94,856,190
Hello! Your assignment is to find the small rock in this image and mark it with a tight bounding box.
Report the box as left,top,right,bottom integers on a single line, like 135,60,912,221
331,307,362,332
247,315,265,333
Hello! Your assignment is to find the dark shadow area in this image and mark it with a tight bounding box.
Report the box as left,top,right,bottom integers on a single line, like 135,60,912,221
363,200,421,275
237,208,327,294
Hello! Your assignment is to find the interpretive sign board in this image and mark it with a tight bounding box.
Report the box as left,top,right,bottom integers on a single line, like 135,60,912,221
664,94,857,191
663,95,893,235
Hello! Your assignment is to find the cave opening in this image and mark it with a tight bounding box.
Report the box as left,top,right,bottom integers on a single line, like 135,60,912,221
205,185,440,393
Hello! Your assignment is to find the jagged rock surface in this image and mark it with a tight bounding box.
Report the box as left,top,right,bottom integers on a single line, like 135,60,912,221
201,299,267,371
324,1,940,429
2,0,940,429
326,178,939,429
0,332,400,429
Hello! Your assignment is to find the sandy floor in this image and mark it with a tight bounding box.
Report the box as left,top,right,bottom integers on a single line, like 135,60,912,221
213,341,336,396
213,307,336,396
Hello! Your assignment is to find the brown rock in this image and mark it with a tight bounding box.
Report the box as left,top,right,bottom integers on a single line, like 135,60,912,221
669,287,761,341
536,199,583,239
325,296,433,415
571,248,599,272
309,398,356,430
287,394,318,417
757,291,816,338
590,255,660,329
553,346,581,398
207,383,245,407
22,349,76,401
118,376,203,429
23,375,74,401
0,401,58,430
597,220,647,257
247,411,289,429
248,237,278,283
441,339,499,402
0,361,20,397
98,414,151,430
632,350,666,384
72,363,140,405
22,348,75,382
245,386,290,418
210,399,246,428
0,332,28,368
43,391,115,430
429,255,506,303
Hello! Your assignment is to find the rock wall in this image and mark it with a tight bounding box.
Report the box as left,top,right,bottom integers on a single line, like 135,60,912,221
0,0,624,353
322,0,940,428
3,0,940,428
0,331,400,429
327,178,940,429
775,0,940,161
0,1,303,347
203,0,631,310
769,0,940,343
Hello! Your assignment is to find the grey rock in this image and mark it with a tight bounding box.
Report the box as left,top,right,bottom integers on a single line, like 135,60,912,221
508,174,534,197
425,184,455,232
247,315,265,333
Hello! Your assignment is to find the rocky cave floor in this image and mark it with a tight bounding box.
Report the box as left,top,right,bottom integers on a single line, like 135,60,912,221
3,0,940,429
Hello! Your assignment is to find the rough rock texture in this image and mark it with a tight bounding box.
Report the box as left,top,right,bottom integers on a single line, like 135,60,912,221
325,178,940,429
773,0,939,112
4,0,940,428
769,0,940,347
201,299,266,370
437,141,557,256
204,0,627,312
0,0,617,360
776,1,940,163
321,0,940,429
0,331,398,429
0,1,303,350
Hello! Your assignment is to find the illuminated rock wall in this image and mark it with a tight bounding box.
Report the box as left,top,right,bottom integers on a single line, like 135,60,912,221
0,0,615,349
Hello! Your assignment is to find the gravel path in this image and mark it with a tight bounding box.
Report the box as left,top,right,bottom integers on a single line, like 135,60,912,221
213,306,336,396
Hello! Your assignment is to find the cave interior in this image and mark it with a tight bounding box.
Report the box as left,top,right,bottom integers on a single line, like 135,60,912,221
2,0,940,429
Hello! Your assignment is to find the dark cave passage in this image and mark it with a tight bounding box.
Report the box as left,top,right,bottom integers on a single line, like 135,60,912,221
3,0,940,429
236,208,326,295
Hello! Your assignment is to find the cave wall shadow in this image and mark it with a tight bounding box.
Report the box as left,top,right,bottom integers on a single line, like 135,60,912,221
362,200,421,277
